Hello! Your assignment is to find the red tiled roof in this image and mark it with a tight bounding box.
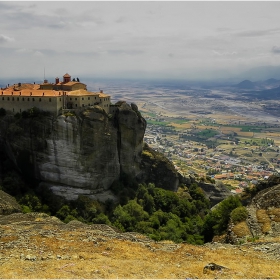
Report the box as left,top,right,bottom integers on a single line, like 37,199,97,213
1,83,110,98
1,89,63,97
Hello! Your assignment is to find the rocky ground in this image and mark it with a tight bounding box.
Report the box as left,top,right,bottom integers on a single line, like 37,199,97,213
0,212,279,279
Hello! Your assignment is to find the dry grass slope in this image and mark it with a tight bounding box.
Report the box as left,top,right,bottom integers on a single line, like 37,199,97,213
0,213,279,279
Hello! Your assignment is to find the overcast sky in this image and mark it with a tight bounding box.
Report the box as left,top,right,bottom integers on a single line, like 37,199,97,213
1,1,280,81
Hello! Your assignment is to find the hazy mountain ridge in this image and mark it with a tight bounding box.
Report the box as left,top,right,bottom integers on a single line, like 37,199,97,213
233,78,280,89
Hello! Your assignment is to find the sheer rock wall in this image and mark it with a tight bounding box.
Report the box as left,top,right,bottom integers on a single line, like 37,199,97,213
0,103,146,201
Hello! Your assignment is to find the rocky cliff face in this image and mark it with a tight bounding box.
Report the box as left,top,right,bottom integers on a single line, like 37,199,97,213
0,103,146,201
138,143,180,191
225,179,280,244
246,184,280,238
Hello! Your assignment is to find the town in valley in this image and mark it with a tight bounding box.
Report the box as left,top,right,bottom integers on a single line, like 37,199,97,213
86,78,280,194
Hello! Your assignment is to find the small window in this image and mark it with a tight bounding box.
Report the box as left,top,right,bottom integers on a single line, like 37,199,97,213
32,98,35,101
7,97,10,101
75,98,77,100
59,98,61,101
88,97,90,100
82,98,84,100
95,97,96,100
12,97,14,101
22,97,25,101
49,98,51,102
17,97,19,101
27,98,30,101
76,104,77,107
20,109,21,113
39,98,41,102
2,97,4,100
82,104,84,107
70,98,72,100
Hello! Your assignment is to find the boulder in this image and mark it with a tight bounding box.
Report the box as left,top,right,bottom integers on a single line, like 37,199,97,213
0,190,22,215
203,262,228,274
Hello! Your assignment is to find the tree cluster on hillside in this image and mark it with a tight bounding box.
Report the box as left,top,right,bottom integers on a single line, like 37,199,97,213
109,182,210,244
0,153,212,244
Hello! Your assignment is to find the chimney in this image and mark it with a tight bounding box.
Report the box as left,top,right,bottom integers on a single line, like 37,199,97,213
55,77,59,84
100,89,103,93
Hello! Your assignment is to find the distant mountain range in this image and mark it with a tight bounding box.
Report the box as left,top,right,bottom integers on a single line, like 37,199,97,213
232,78,280,99
233,78,280,89
233,80,256,89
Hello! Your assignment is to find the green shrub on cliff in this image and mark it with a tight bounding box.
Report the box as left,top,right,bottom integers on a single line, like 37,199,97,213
230,206,248,224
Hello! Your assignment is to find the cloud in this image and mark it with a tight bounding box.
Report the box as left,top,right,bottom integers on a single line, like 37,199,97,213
48,21,68,29
0,2,15,11
0,2,70,30
234,29,280,37
1,1,280,81
212,50,237,56
15,48,33,54
34,51,43,57
0,34,14,44
2,11,65,30
15,48,44,57
107,49,144,56
115,16,127,24
271,46,280,54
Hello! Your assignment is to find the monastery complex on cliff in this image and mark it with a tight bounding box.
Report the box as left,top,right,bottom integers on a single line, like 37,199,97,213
0,73,111,115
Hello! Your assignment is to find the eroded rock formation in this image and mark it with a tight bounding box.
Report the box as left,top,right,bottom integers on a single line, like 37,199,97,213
0,103,146,201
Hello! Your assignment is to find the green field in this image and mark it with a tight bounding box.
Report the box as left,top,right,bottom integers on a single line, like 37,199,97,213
146,120,170,126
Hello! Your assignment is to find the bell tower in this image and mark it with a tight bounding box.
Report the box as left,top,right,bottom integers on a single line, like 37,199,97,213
63,73,71,83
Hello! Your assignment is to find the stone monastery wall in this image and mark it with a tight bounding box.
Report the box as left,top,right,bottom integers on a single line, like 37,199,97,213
1,94,63,115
